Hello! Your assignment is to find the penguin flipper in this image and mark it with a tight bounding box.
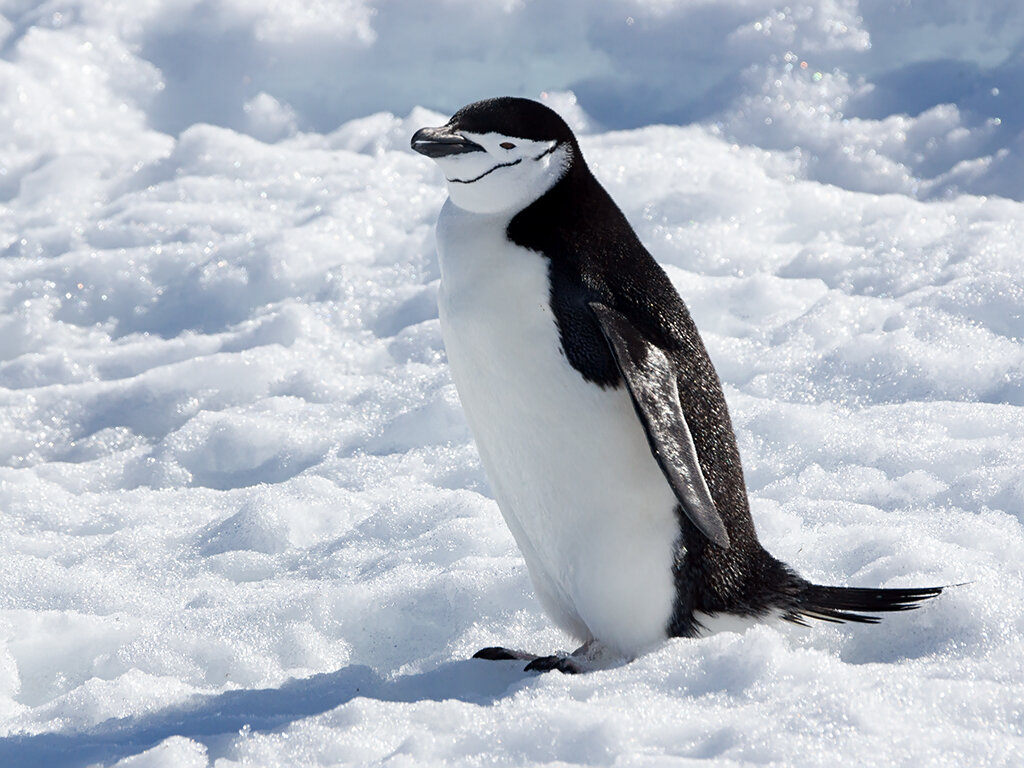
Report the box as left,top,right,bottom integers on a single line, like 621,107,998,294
589,302,730,549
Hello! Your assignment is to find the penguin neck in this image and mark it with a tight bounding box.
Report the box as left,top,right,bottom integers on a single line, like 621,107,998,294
506,149,638,267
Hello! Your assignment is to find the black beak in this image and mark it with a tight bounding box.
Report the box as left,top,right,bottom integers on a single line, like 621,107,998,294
411,126,484,158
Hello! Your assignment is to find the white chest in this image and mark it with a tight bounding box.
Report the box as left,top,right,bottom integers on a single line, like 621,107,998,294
435,201,681,657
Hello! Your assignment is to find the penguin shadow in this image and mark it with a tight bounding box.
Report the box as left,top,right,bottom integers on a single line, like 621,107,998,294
0,659,529,768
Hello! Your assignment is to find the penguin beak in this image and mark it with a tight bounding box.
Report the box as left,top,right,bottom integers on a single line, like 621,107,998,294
411,126,484,158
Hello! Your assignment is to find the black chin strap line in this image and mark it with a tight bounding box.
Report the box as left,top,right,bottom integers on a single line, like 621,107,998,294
448,142,559,184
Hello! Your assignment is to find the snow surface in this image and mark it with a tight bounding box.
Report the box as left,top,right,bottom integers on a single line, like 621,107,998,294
1,0,1023,765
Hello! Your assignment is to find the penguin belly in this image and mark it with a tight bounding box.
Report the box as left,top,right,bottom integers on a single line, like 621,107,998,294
436,202,680,657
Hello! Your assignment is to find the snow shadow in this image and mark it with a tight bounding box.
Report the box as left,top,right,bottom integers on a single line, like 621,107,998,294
0,661,528,767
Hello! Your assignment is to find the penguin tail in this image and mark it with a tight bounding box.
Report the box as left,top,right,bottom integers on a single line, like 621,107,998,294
784,583,944,626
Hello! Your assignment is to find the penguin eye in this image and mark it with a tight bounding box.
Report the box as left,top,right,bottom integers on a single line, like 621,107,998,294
499,142,516,150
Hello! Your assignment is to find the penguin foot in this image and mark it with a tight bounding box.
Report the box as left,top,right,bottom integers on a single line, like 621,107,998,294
472,646,540,662
471,646,581,673
523,654,583,674
473,641,620,674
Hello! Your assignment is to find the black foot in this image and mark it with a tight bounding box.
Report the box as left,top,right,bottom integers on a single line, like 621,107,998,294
472,646,539,662
473,643,605,673
523,655,582,674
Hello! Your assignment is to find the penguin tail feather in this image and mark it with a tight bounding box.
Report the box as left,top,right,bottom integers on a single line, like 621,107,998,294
784,583,944,626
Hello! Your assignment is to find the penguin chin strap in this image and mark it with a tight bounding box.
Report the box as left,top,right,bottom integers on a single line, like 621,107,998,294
472,640,627,674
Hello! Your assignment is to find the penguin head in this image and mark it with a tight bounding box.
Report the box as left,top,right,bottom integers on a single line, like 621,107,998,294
411,97,576,215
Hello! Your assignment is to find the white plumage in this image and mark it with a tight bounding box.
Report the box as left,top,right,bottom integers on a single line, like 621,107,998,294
436,198,681,658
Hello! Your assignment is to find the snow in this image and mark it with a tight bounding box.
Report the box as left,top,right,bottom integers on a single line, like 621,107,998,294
1,0,1023,765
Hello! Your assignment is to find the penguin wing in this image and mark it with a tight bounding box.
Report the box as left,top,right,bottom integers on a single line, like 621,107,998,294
589,302,731,549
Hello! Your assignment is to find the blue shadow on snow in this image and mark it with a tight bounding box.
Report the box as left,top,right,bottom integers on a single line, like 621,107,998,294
0,660,529,768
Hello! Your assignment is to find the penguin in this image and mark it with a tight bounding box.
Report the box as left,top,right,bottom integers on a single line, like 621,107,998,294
410,97,942,673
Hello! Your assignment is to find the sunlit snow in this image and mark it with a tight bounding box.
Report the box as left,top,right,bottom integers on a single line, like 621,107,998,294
1,1,1023,766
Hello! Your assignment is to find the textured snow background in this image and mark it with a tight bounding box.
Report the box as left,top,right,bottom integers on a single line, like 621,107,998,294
1,0,1024,765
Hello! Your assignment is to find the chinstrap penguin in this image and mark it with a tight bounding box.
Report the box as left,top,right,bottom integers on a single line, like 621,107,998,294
411,97,942,674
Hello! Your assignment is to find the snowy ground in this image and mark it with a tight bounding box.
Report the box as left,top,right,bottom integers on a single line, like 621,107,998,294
1,1,1024,766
